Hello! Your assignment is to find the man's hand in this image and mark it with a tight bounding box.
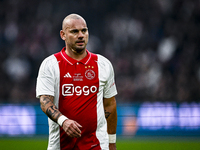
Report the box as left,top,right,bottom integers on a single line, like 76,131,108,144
109,143,117,150
62,119,82,138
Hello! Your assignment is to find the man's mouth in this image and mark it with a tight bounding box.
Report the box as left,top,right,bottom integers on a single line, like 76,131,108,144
76,41,85,45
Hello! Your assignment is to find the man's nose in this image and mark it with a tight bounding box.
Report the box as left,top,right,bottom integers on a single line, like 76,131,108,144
78,31,84,38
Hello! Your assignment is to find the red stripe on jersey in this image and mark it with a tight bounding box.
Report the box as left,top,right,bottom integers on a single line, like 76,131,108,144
54,48,101,150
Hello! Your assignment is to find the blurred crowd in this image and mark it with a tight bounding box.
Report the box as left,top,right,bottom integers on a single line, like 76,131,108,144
0,0,200,103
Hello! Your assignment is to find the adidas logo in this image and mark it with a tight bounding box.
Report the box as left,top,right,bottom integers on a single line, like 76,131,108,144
64,72,72,78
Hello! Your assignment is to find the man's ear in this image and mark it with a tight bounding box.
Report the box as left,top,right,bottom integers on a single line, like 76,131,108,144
60,30,66,40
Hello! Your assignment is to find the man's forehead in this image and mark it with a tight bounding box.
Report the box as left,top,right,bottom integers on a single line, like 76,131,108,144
63,18,87,30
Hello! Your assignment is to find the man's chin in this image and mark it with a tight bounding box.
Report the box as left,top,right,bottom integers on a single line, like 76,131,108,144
73,48,85,54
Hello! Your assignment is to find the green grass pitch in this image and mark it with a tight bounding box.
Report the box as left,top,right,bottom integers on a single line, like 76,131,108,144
0,137,200,150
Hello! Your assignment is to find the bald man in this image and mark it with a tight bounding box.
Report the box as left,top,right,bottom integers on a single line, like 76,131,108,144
36,14,117,150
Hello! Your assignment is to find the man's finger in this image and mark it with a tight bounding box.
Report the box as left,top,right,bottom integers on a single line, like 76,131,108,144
67,123,81,137
73,122,82,133
75,121,82,128
67,128,81,138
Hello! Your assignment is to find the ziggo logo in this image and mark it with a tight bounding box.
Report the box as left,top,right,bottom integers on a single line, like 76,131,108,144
62,84,98,96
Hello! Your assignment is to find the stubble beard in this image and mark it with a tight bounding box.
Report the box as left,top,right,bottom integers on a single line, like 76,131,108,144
66,41,87,55
74,38,88,53
71,45,86,55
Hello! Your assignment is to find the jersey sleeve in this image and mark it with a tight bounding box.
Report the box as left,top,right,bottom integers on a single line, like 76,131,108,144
103,58,118,99
36,56,56,98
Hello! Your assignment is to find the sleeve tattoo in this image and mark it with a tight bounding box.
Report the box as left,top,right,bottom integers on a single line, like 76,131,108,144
40,95,61,123
46,105,61,121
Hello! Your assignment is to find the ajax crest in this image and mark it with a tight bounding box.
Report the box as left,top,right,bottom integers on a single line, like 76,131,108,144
85,69,95,80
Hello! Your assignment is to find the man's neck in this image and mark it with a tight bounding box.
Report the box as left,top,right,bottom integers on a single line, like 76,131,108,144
65,48,87,61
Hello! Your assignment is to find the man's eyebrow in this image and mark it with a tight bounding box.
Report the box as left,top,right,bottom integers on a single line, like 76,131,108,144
70,29,79,31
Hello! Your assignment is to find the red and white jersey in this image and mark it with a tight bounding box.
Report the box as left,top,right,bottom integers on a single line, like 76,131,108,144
36,47,117,150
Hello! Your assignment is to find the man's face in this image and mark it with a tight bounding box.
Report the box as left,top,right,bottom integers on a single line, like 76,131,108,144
61,18,89,54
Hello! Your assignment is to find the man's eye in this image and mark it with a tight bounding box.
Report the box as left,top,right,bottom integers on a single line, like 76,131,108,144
71,30,78,33
82,29,87,33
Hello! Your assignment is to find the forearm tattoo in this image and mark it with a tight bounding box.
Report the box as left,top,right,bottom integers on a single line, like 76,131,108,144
40,95,52,109
46,105,61,122
105,110,111,119
40,95,61,123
